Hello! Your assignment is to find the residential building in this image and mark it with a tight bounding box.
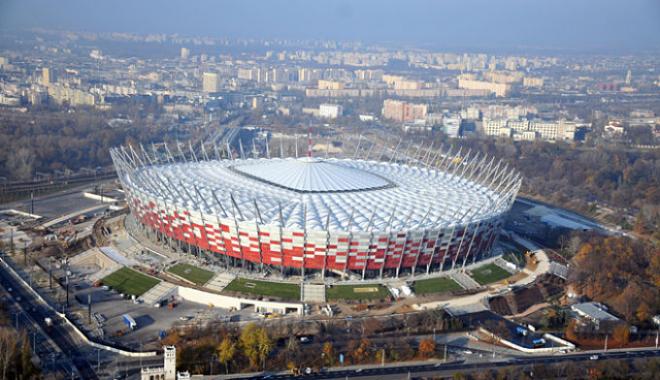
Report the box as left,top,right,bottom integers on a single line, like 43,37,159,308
458,76,511,97
443,116,461,138
251,96,263,110
523,77,544,88
47,84,95,106
317,80,344,90
483,118,577,141
381,99,427,123
460,107,481,120
202,72,219,93
319,103,343,119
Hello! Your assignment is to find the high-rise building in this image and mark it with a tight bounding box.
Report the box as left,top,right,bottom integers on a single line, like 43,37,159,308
42,67,52,86
625,69,632,85
180,47,190,60
202,72,219,93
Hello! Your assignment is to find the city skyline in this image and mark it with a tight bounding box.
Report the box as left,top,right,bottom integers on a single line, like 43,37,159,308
1,0,660,53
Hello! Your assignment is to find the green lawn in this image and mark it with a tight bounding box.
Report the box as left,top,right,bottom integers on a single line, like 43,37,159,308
326,284,390,301
102,267,160,296
413,277,462,295
167,263,214,286
222,278,301,301
469,263,512,285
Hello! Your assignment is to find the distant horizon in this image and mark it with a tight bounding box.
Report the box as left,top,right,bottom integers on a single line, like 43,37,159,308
1,0,659,54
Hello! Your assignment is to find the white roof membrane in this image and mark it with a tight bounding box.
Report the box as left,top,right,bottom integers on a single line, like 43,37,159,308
126,157,508,232
231,157,392,193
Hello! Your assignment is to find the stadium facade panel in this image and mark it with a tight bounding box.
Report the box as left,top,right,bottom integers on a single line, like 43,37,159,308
111,143,521,280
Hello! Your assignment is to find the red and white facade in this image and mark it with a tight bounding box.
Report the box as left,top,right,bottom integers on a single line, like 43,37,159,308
111,144,521,280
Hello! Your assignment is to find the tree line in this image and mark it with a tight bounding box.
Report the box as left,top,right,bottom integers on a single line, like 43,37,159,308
164,309,464,375
567,235,659,324
0,107,171,181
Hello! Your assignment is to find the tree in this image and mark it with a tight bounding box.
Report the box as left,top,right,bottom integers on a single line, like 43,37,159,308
217,336,236,374
612,324,630,346
19,333,38,379
418,338,436,358
635,303,652,323
0,328,18,380
564,320,579,343
633,212,649,235
322,341,335,366
350,338,372,364
240,323,260,369
256,327,273,370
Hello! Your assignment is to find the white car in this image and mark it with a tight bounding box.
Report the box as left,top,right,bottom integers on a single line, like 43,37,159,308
590,355,599,360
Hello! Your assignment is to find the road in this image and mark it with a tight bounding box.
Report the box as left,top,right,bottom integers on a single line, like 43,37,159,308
226,349,660,379
0,253,99,379
1,180,112,219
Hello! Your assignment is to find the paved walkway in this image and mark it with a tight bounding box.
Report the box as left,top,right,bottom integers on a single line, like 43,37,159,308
205,273,236,293
140,282,176,305
302,283,326,303
450,271,480,290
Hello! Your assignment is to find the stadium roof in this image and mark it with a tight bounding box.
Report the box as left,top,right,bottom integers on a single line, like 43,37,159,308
125,157,514,232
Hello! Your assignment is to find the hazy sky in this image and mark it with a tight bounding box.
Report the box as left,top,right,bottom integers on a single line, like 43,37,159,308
1,0,660,52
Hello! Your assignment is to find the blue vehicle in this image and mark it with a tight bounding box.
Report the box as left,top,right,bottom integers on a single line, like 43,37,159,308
532,338,546,348
122,314,137,330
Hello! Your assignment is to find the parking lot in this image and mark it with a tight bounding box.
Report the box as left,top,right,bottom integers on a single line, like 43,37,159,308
64,256,258,350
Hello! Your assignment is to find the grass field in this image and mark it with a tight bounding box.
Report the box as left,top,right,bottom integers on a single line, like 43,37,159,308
413,277,462,295
167,263,214,286
102,267,160,296
326,284,390,301
222,278,300,301
469,263,512,285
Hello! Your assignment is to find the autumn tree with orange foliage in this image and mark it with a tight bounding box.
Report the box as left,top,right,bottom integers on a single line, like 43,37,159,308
612,324,630,346
350,338,372,364
418,338,436,358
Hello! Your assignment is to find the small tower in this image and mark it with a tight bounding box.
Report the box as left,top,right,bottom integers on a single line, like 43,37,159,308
163,345,176,380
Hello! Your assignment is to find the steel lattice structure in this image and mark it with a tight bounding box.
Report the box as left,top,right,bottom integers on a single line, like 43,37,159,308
110,137,521,280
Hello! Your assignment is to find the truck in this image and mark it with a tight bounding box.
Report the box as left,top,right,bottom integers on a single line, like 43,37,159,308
122,314,137,331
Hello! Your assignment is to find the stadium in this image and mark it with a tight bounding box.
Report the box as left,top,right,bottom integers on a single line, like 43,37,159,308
110,139,521,281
